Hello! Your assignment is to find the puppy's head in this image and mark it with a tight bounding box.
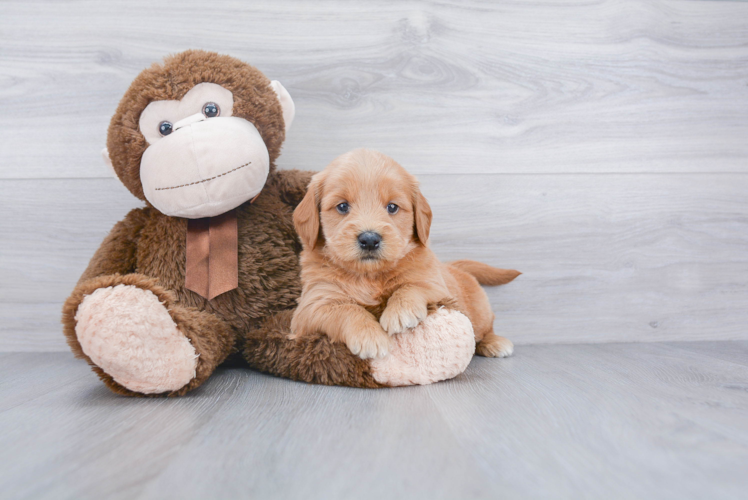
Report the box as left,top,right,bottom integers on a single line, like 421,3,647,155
294,149,432,272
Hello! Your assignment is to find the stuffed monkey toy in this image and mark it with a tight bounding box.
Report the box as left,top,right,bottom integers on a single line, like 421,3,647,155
62,50,477,396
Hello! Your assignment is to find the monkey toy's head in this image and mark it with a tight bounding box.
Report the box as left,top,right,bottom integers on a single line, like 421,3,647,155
105,50,295,218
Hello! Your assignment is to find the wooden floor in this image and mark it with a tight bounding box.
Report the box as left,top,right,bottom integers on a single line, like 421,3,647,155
2,341,747,500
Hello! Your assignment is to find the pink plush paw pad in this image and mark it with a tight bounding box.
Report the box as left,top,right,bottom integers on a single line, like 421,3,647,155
75,285,197,394
370,308,475,386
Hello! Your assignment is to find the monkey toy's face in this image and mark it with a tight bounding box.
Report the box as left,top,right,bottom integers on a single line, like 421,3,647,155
105,50,295,219
138,81,287,218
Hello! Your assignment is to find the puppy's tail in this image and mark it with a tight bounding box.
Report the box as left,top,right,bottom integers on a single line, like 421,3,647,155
448,260,521,286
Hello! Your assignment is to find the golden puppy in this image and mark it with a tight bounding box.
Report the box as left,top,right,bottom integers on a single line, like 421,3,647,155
291,149,520,359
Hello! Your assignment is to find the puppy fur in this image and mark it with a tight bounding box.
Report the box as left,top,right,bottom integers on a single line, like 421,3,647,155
292,149,520,359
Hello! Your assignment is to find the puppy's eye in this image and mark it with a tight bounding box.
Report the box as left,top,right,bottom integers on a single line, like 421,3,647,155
159,121,173,136
336,202,350,214
202,102,220,118
387,203,399,214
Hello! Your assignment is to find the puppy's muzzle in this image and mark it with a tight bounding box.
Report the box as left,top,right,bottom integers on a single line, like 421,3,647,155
357,231,381,254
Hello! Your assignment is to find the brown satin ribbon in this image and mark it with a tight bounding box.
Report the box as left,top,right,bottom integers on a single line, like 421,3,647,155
185,210,239,301
185,193,261,300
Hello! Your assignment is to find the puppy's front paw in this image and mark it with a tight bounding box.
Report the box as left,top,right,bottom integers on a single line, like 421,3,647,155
346,325,391,360
380,299,428,336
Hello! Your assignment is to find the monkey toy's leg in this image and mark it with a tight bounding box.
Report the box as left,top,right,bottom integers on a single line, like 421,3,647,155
62,211,234,397
63,274,234,397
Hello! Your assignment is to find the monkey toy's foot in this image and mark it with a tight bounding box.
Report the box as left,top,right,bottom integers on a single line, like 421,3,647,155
370,308,476,386
74,284,198,394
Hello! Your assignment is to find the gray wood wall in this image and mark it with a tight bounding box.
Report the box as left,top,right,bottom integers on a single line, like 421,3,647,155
1,0,747,351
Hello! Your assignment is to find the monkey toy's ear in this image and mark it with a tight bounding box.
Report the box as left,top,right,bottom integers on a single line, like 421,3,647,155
101,148,118,178
269,80,295,134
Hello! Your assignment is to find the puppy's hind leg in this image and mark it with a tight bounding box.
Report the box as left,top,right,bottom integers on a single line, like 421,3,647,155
475,330,514,358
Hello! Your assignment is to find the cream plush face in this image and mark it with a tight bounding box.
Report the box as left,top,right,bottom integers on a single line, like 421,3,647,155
120,81,294,218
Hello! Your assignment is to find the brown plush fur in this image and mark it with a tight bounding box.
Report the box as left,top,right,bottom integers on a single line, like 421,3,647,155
291,149,519,360
62,51,383,396
244,311,386,388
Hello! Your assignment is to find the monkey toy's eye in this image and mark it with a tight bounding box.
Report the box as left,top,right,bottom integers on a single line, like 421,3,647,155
202,102,220,118
387,203,399,214
159,121,173,136
336,202,350,214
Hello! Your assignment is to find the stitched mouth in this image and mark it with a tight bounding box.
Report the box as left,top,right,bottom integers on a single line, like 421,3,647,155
155,161,251,191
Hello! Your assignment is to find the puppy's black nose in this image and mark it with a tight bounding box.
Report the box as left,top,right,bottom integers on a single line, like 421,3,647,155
358,231,381,251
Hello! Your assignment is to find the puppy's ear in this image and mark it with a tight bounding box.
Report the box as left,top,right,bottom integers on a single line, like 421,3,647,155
294,174,323,250
413,187,432,246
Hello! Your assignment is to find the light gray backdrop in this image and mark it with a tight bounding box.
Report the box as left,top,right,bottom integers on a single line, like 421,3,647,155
1,0,747,351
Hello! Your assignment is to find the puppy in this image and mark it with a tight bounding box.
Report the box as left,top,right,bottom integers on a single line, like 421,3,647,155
291,149,520,359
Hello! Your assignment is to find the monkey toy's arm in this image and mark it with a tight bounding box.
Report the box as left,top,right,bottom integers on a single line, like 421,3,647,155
270,169,316,208
75,208,146,283
62,208,233,397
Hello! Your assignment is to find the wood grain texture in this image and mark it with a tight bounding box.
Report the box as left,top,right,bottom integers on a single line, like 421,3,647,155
1,173,746,351
1,0,747,178
1,0,747,350
1,343,747,499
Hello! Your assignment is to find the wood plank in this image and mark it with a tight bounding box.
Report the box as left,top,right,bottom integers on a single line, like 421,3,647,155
428,341,748,500
138,374,494,500
1,173,746,350
668,340,748,368
426,173,748,345
1,343,747,499
0,355,250,500
1,0,747,178
0,352,87,413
